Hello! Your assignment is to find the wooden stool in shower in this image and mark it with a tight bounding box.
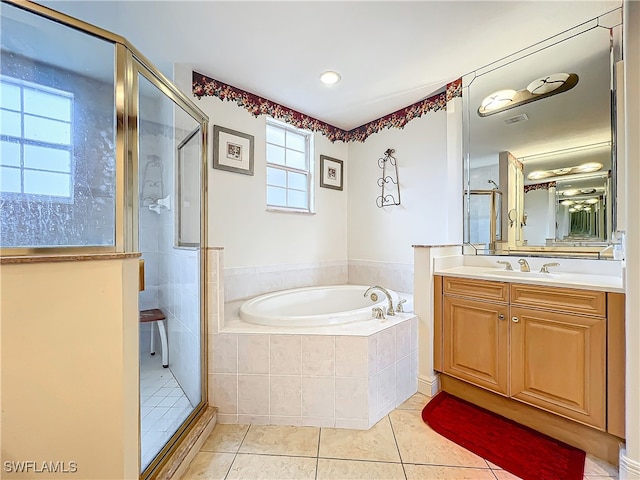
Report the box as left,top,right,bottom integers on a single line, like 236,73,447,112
140,308,168,368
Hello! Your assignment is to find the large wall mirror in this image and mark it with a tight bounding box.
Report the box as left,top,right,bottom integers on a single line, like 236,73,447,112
462,9,622,258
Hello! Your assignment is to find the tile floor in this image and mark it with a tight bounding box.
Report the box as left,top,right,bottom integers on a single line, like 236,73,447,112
140,350,194,470
181,393,619,480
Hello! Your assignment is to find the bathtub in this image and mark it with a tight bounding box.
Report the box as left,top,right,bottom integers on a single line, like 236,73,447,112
239,284,401,327
216,284,418,429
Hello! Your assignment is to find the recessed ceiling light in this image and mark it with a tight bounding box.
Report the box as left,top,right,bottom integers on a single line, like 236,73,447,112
560,200,574,206
562,189,579,196
586,198,600,204
320,71,341,85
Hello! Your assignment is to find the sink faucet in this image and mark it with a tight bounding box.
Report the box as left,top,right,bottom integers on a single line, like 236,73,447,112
517,258,530,272
496,260,513,271
364,286,395,316
540,262,560,273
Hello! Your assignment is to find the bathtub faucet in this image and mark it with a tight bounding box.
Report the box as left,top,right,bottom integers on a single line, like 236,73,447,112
364,286,395,316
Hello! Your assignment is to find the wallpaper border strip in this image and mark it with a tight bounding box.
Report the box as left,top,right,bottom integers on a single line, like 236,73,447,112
524,181,556,193
192,71,461,143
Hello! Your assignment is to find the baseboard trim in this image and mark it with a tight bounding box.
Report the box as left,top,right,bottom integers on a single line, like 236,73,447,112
620,447,640,479
418,373,440,397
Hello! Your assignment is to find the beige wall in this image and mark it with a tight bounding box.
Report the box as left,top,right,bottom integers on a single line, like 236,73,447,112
346,111,450,265
174,65,349,270
0,258,139,479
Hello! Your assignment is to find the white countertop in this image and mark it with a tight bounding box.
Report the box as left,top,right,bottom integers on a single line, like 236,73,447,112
435,265,624,293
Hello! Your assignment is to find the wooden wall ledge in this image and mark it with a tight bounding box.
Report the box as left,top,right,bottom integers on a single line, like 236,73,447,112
0,252,141,265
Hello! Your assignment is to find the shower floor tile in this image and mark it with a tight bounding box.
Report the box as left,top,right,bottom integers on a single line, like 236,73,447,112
140,351,193,470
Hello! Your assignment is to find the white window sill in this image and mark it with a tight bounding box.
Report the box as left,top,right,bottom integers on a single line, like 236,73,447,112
266,207,316,216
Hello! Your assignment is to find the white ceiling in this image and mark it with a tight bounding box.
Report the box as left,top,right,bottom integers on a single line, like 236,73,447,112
33,0,621,131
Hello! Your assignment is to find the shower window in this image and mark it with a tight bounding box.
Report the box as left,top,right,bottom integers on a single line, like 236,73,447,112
0,76,74,201
0,1,117,250
266,118,314,212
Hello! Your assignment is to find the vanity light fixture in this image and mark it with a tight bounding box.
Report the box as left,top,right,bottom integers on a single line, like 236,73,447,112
478,73,578,117
526,160,605,181
560,200,574,206
526,73,570,95
527,170,553,180
320,71,341,85
575,162,603,173
569,207,577,213
562,189,579,196
480,89,517,112
585,198,600,204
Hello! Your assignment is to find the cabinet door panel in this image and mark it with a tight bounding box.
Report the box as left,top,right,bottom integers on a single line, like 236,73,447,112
443,296,509,396
443,277,508,303
510,307,605,430
511,284,606,317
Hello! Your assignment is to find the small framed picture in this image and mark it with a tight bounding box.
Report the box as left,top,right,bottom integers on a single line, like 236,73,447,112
213,125,254,175
319,155,343,191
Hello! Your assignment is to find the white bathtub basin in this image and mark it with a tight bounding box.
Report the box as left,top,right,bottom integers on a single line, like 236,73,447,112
239,285,400,327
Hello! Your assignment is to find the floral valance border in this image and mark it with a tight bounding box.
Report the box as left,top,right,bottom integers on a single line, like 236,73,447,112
192,71,462,143
524,181,556,193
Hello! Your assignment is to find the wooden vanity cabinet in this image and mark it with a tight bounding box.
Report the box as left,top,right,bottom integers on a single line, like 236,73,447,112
435,276,615,432
509,305,606,429
442,281,509,396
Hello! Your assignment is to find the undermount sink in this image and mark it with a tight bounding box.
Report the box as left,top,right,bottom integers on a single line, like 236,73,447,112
482,270,556,279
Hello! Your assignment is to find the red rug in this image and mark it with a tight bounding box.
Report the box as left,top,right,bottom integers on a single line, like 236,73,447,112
421,391,585,480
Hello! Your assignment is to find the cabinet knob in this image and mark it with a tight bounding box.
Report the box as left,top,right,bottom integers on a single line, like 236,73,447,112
512,316,519,323
498,314,505,320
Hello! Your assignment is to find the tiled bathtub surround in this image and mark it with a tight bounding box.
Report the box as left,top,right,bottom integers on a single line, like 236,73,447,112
224,260,348,302
209,316,418,429
348,259,414,294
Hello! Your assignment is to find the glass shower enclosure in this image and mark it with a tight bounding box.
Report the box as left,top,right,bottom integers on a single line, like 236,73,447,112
1,2,208,478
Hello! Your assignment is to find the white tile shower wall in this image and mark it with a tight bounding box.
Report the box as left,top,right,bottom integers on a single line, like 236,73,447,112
159,245,201,407
224,260,348,302
139,203,160,311
348,259,414,294
208,316,418,429
207,248,225,335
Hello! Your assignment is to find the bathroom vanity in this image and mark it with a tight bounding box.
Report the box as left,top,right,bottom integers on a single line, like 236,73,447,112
431,263,625,463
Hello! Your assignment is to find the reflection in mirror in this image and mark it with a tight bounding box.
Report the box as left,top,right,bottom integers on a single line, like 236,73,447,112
463,8,621,257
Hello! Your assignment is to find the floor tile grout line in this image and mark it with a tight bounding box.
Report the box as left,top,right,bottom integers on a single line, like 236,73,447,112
315,427,322,480
387,413,408,480
223,424,252,480
315,456,403,465
232,451,319,460
401,462,495,469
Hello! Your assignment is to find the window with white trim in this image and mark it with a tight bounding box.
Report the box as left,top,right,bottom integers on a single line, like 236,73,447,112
266,118,313,212
0,76,73,200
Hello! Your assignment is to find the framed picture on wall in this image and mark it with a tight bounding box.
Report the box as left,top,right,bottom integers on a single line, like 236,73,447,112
212,125,254,175
319,155,343,191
